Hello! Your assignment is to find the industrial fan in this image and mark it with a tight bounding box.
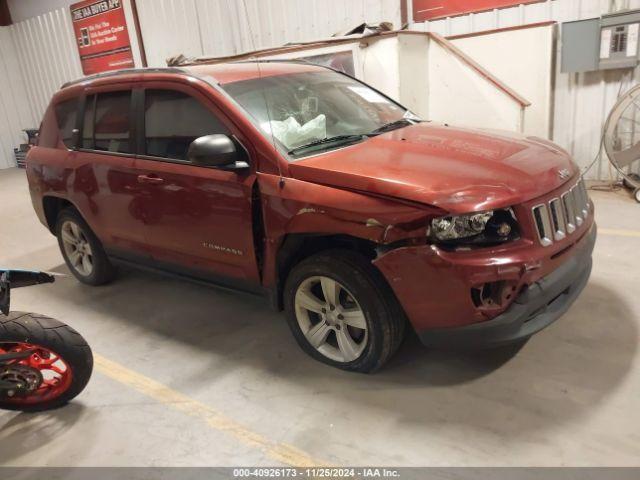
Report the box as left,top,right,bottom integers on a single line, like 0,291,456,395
603,84,640,203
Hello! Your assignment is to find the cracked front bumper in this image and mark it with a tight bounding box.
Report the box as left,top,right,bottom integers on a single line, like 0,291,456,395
374,222,596,348
418,225,595,347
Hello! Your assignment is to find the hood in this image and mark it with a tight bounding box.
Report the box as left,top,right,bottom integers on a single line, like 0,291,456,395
288,123,578,214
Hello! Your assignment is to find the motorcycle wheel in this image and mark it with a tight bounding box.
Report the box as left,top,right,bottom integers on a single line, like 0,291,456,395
0,312,93,412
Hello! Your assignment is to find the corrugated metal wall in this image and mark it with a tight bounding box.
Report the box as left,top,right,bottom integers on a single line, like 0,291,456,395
0,1,146,170
135,0,402,67
0,27,37,168
413,0,640,179
0,6,84,169
8,7,83,124
7,1,143,124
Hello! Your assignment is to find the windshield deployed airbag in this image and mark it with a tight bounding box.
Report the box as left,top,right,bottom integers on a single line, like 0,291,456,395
263,114,327,149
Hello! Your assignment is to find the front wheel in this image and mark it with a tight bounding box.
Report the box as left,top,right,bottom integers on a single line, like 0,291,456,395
284,250,406,373
0,312,93,411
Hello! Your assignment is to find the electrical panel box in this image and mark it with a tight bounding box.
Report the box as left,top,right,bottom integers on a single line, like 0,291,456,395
561,9,640,73
561,18,600,73
599,10,640,69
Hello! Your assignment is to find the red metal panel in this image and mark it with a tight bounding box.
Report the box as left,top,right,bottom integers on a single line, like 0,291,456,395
412,0,543,22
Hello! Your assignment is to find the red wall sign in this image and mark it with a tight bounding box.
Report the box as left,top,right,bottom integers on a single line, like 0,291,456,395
70,0,134,75
412,0,544,22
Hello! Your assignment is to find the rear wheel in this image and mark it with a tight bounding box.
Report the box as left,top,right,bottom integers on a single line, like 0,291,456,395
0,312,93,412
55,208,116,285
284,250,406,373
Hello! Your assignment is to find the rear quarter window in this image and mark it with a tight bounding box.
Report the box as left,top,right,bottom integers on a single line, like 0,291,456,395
38,98,79,149
37,106,59,148
54,98,79,148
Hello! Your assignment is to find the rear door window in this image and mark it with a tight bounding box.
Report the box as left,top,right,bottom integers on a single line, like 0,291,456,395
54,98,78,148
93,91,132,154
144,89,229,161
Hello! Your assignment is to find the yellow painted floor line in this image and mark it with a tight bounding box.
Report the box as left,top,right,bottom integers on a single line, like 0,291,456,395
599,228,640,238
94,354,327,467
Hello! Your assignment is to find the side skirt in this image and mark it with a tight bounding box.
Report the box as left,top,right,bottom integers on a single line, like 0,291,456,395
107,251,276,307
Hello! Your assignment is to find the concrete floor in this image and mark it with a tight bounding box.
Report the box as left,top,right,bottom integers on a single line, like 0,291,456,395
0,166,638,467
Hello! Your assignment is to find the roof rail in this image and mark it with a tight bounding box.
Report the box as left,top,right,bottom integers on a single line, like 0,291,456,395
61,67,186,89
237,58,317,66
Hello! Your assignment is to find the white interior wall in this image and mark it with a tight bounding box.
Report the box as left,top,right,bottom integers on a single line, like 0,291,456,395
396,34,430,118
135,0,402,67
7,0,79,23
426,38,523,132
0,0,148,170
412,0,640,180
7,0,80,23
9,7,83,123
450,24,554,139
0,27,36,169
360,36,402,104
8,1,143,123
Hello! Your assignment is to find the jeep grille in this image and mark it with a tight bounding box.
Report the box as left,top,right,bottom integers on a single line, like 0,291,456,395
531,179,590,247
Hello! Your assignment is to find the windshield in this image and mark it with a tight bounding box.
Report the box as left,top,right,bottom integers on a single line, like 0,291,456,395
221,70,412,157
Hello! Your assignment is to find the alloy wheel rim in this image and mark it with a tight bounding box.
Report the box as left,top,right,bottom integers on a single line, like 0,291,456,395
0,342,73,405
294,276,368,363
61,220,93,276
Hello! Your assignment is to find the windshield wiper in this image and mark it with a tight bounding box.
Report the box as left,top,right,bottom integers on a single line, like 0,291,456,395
288,134,366,155
368,118,417,136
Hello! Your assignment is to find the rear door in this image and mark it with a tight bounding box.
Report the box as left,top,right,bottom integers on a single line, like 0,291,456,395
76,86,150,259
131,82,260,286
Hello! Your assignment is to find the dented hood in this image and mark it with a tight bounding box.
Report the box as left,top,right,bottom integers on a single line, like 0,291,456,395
288,123,578,214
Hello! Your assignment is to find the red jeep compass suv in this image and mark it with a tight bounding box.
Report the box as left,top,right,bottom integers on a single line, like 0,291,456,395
26,62,596,372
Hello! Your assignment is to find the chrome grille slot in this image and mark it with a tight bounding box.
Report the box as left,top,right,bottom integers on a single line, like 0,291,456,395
577,179,589,218
571,187,584,227
532,204,553,247
532,178,590,247
548,198,566,241
561,191,576,234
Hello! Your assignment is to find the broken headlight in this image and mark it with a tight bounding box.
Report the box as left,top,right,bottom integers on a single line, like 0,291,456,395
430,209,519,246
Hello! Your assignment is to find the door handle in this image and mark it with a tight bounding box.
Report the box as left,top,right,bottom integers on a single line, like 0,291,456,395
137,174,164,185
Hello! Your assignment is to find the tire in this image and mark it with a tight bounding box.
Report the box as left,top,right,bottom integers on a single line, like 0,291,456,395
55,207,116,285
0,312,93,412
634,187,640,203
283,249,406,373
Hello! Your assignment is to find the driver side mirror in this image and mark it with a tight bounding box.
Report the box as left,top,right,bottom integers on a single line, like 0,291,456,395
187,134,249,170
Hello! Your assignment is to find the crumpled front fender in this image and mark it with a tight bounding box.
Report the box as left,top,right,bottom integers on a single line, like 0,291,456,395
258,173,443,245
